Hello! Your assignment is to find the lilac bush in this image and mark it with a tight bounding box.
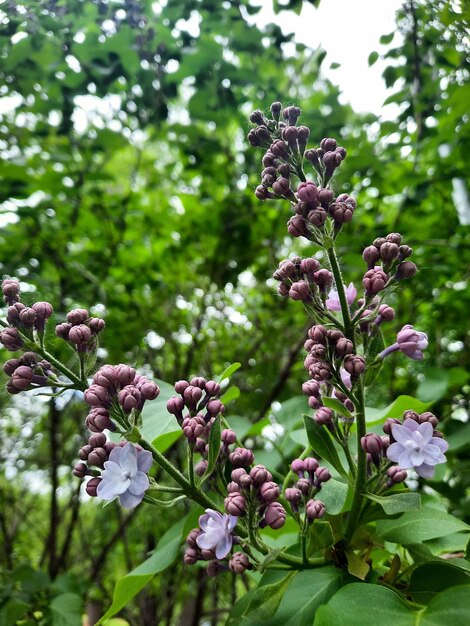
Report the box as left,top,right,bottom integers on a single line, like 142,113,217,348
1,100,466,624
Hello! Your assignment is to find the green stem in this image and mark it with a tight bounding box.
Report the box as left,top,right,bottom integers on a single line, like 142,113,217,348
188,447,195,488
326,247,354,340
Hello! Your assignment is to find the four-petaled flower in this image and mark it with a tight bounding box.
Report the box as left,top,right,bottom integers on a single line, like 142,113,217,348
196,509,237,559
387,419,448,478
97,443,152,509
326,282,357,311
380,324,428,361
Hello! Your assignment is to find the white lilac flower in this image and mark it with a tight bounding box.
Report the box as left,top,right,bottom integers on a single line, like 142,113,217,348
195,509,237,559
97,442,152,509
387,419,448,478
326,282,357,312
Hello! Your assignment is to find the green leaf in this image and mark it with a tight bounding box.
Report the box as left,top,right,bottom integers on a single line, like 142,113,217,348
364,330,385,386
303,415,347,479
97,516,187,624
365,492,421,515
233,571,296,624
0,598,30,626
380,32,395,44
416,368,449,403
375,508,470,544
205,416,221,477
140,379,181,449
49,593,82,626
346,552,370,580
217,362,241,383
365,396,431,426
368,51,379,66
409,562,470,603
321,397,354,420
220,385,240,404
320,478,349,515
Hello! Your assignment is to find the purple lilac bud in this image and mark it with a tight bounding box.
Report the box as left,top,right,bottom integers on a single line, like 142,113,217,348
314,467,331,486
84,384,110,408
221,429,237,445
183,548,198,565
335,338,354,357
68,324,92,346
304,457,319,475
186,528,201,549
118,385,142,412
307,208,327,227
205,380,221,396
115,364,136,387
89,317,106,334
395,261,417,279
229,552,251,574
363,267,388,296
2,278,20,305
343,355,366,378
55,322,72,340
282,106,301,126
314,407,334,426
285,487,302,511
229,448,254,468
363,245,381,268
250,465,272,485
386,233,402,245
309,361,331,381
182,415,206,442
313,269,333,292
6,303,25,326
308,325,328,344
11,365,34,390
387,466,407,486
66,308,89,325
18,307,36,328
167,396,185,418
287,215,310,238
291,459,305,476
296,478,311,495
361,433,384,465
259,481,280,502
417,411,439,428
206,399,225,417
3,359,20,376
85,477,101,497
224,492,246,516
32,302,53,331
297,181,319,207
380,325,428,361
263,502,286,529
88,447,108,467
306,499,325,521
329,201,353,225
184,385,203,410
398,244,413,260
135,377,160,401
73,462,89,478
0,327,23,351
375,303,395,324
195,460,208,476
289,281,312,302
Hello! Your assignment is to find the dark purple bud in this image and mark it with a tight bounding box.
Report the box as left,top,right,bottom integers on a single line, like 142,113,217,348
386,233,402,245
387,466,407,486
55,322,72,340
377,303,395,322
302,380,320,397
310,343,327,359
308,325,328,344
273,177,296,201
320,137,337,152
289,281,312,302
297,181,319,207
343,355,366,378
255,185,271,200
326,329,344,345
318,188,334,209
361,433,384,465
383,417,401,439
2,278,21,304
85,408,115,433
0,327,23,351
195,460,208,476
89,317,106,334
418,411,439,428
314,407,334,426
263,502,286,529
305,149,322,171
308,397,322,411
221,429,237,445
306,498,326,521
309,361,331,381
186,528,201,549
66,309,89,325
278,163,291,178
271,140,289,159
68,324,92,346
167,396,185,416
395,261,417,279
329,201,354,225
224,492,246,516
73,462,88,478
291,459,305,476
115,364,136,387
229,448,254,468
118,385,142,412
88,447,108,467
250,110,266,125
262,151,277,168
282,105,301,126
3,358,20,376
84,384,110,408
92,366,117,389
183,385,203,410
11,365,34,390
270,101,282,120
313,269,333,292
88,432,107,448
373,237,386,248
206,399,225,416
398,245,413,260
200,548,216,561
231,468,248,485
204,380,221,397
282,125,299,151
227,481,240,493
85,477,101,497
307,208,328,227
79,444,93,460
18,306,36,328
285,487,302,511
32,301,53,330
182,415,205,441
296,477,311,495
314,467,331,485
229,552,250,574
380,242,399,264
304,457,319,474
363,267,388,296
363,245,381,268
297,125,310,151
259,481,280,502
335,338,354,357
183,547,198,565
135,377,160,401
287,214,310,238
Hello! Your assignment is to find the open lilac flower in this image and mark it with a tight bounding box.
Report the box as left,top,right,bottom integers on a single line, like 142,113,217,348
387,419,448,478
326,282,357,311
97,443,152,509
379,324,428,360
196,509,237,559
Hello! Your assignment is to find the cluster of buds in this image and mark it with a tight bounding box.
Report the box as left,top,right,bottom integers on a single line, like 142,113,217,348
302,324,364,415
358,301,395,335
225,464,286,530
74,432,117,485
273,255,333,304
3,352,55,394
166,377,227,474
360,409,448,482
248,103,352,243
0,279,53,351
184,511,251,576
362,233,417,298
285,457,330,521
84,364,160,415
55,308,105,353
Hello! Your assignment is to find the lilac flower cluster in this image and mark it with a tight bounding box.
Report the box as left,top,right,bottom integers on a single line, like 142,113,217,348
3,352,55,394
273,255,333,305
362,233,417,298
184,510,251,575
55,307,105,353
0,278,53,351
166,377,227,474
248,103,353,241
285,457,330,522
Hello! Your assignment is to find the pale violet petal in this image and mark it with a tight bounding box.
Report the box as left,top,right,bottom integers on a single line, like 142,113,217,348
422,444,445,465
108,446,124,464
196,532,216,550
398,449,414,468
346,283,357,304
102,460,123,477
199,510,222,531
387,442,404,463
410,451,425,466
128,471,149,496
391,424,415,445
430,437,449,453
119,490,144,509
402,418,419,432
215,535,232,559
415,463,435,478
137,449,153,473
119,444,138,476
227,515,238,532
98,476,130,499
417,422,433,443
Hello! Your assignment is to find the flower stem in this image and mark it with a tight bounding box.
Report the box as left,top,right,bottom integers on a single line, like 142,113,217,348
326,247,354,340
